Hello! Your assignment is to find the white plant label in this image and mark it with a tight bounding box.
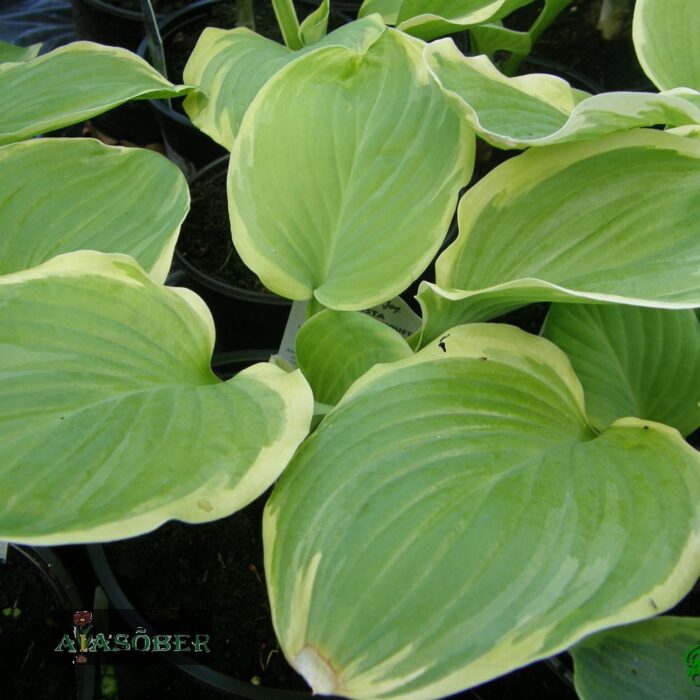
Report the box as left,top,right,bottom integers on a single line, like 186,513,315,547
272,300,309,368
362,296,422,340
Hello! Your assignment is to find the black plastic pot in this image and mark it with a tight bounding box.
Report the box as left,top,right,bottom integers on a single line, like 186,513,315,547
1,545,96,700
87,539,337,699
71,0,165,51
174,155,292,352
174,257,292,353
210,349,275,379
138,0,353,174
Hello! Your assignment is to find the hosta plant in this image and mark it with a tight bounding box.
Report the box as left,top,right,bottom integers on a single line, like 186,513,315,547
3,0,700,698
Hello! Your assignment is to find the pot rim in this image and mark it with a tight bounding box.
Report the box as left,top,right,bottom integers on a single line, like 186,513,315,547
518,54,603,94
175,155,293,304
7,545,96,700
75,0,151,22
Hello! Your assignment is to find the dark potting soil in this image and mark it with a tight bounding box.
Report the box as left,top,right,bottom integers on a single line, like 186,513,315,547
177,165,272,293
504,0,654,92
0,552,77,700
162,0,344,85
163,4,278,88
494,303,551,335
104,491,309,691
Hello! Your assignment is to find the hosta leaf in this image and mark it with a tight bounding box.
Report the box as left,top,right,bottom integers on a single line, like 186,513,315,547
0,41,193,145
184,29,290,150
0,252,313,544
0,139,189,282
397,0,535,40
298,0,330,46
425,41,700,149
265,324,700,700
418,130,700,345
668,125,700,139
571,616,700,700
468,23,532,58
633,0,700,91
358,0,402,24
229,28,473,310
183,16,386,150
680,91,700,111
542,305,700,437
0,41,41,63
296,310,412,404
359,0,535,40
